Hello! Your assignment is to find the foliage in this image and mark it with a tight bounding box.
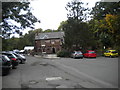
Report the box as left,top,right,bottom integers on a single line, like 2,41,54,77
2,37,20,51
91,2,120,20
57,21,68,31
90,2,120,53
63,19,95,51
43,29,53,32
66,0,89,21
62,0,95,51
43,29,59,32
90,4,120,53
1,2,40,38
57,50,70,57
2,28,43,51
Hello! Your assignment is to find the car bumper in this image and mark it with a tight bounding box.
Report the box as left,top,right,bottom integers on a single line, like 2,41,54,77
111,54,118,57
12,61,19,66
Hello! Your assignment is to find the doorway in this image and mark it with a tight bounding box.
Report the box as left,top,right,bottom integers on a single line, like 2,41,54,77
52,47,55,53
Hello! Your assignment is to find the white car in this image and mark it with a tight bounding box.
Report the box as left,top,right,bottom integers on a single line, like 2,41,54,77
71,51,83,59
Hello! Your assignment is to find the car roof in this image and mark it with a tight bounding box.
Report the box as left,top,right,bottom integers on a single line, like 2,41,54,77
108,50,116,51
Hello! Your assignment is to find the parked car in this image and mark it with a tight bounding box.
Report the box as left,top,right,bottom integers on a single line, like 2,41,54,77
71,51,83,59
104,50,118,57
13,53,26,64
84,50,97,58
0,55,12,76
2,52,19,69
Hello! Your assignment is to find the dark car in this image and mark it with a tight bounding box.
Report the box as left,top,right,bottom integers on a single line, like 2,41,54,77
13,53,26,64
2,52,19,69
0,55,12,76
71,51,83,59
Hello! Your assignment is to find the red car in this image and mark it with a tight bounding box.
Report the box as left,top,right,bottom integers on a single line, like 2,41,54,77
84,50,97,58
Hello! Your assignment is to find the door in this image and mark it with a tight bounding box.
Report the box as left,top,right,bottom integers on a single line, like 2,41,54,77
52,48,55,53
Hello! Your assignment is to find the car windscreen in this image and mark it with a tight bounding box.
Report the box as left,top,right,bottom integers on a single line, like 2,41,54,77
2,56,11,61
75,51,82,54
3,53,17,58
13,53,19,57
89,51,95,53
112,51,117,53
19,54,25,58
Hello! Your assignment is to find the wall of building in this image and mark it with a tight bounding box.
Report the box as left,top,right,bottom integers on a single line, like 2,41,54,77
35,38,63,54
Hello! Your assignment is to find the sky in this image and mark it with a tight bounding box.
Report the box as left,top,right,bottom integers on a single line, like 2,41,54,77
12,0,101,37
28,0,101,31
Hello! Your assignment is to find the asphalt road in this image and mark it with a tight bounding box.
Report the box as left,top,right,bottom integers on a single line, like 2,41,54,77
48,57,118,88
2,55,119,89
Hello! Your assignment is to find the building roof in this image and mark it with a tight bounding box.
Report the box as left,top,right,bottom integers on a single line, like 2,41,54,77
35,32,64,40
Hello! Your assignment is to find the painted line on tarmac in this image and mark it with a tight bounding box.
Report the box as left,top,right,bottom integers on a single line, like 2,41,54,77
53,61,117,88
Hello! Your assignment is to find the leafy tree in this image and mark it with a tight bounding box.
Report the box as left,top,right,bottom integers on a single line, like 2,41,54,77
2,28,43,51
63,19,95,51
89,14,120,53
1,2,40,38
66,0,89,21
57,21,68,31
104,14,120,48
91,2,120,20
43,29,53,32
62,0,95,51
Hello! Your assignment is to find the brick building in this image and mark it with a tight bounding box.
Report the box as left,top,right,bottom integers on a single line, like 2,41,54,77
35,32,64,54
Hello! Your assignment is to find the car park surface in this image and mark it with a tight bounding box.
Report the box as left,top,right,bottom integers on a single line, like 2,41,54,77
2,55,118,88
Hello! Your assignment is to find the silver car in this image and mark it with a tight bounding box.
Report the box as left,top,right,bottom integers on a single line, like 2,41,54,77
71,51,83,59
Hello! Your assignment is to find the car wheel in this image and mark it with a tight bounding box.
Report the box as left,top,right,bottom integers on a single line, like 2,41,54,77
73,57,76,59
22,60,25,64
2,70,10,76
110,55,112,58
12,66,17,69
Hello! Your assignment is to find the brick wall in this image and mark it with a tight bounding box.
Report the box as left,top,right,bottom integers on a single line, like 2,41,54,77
35,38,62,54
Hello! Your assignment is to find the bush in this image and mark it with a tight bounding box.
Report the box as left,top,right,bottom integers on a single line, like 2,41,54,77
57,50,70,57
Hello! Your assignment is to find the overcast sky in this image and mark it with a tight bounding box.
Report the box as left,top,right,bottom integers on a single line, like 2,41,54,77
29,0,101,31
12,0,101,37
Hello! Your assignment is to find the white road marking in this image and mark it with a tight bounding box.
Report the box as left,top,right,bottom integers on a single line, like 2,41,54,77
46,77,62,81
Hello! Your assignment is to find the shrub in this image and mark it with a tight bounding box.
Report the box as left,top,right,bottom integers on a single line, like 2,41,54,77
57,50,70,57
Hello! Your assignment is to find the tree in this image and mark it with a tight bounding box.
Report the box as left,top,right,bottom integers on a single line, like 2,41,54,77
66,0,89,21
2,28,43,51
43,29,53,32
57,21,68,31
62,0,95,51
104,14,120,48
91,2,120,20
89,14,120,53
63,19,95,51
1,2,40,38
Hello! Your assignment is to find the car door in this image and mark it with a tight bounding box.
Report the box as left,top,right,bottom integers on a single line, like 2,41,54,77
104,51,110,56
